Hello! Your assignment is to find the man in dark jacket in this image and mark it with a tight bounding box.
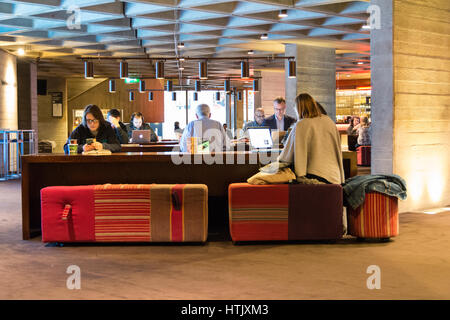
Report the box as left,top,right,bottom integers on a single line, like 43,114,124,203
107,109,129,144
262,97,296,131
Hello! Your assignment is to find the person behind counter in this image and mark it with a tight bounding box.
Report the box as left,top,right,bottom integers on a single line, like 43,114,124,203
107,108,128,144
278,93,345,185
127,112,158,143
262,97,296,131
180,104,230,152
353,116,371,148
64,104,121,154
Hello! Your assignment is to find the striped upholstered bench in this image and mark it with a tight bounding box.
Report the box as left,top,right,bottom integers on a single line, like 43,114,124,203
228,183,344,242
41,184,208,243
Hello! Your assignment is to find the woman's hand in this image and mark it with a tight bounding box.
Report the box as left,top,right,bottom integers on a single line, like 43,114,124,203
83,144,95,152
93,142,103,150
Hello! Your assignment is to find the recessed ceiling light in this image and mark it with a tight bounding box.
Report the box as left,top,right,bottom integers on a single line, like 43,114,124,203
260,34,268,40
177,42,185,48
278,9,288,18
247,50,254,55
362,25,371,30
178,66,184,71
17,48,25,56
357,61,364,65
179,57,185,61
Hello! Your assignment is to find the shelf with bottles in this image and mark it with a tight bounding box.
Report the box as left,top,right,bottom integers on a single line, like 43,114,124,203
336,89,371,123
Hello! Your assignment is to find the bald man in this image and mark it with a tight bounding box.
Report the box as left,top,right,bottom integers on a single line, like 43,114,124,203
180,104,229,152
243,108,266,132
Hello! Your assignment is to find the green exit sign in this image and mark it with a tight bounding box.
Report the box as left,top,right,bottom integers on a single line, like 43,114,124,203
124,78,140,84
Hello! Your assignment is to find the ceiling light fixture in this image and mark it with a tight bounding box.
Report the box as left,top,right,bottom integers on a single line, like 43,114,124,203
109,79,116,93
17,48,25,56
166,80,173,92
120,61,128,79
172,92,177,101
129,91,135,102
199,61,208,79
148,91,153,101
193,92,198,101
224,79,231,93
156,61,164,79
288,60,296,78
247,50,254,55
215,91,221,100
362,25,371,30
237,91,242,101
260,34,268,40
195,80,201,92
357,61,364,65
179,57,185,61
177,42,185,48
139,80,146,93
241,60,250,79
84,61,94,79
278,9,288,18
252,79,259,92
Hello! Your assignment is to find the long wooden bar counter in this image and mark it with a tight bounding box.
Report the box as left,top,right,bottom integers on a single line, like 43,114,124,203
21,150,357,240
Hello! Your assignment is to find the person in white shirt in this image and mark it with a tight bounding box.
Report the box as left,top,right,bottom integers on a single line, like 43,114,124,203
180,104,230,152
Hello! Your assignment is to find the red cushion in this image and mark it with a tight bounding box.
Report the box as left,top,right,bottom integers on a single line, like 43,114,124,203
41,186,95,242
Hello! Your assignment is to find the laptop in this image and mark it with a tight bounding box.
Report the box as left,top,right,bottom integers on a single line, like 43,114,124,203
247,127,275,152
132,130,151,144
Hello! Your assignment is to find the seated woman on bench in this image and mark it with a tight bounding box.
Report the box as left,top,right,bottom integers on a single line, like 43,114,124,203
278,93,345,185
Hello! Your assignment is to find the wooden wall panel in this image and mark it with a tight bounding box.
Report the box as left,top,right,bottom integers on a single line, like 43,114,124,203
68,78,164,129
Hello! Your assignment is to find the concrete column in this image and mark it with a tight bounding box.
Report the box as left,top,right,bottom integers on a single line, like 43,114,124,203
0,50,17,130
371,0,394,175
371,0,450,212
17,61,38,131
285,44,336,121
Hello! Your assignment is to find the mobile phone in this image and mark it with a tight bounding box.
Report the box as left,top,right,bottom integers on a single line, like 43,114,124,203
86,138,95,145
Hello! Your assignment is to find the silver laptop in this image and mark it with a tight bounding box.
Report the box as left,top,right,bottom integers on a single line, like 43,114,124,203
132,130,151,144
248,127,273,151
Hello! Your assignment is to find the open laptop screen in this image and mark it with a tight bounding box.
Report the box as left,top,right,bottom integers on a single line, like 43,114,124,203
248,127,273,149
131,130,151,144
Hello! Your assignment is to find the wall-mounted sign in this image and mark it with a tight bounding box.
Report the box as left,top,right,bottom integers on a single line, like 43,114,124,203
49,92,63,117
124,78,140,84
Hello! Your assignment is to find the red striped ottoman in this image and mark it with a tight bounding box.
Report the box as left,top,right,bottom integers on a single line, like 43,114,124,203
41,184,208,243
228,183,343,242
347,191,399,239
357,146,371,166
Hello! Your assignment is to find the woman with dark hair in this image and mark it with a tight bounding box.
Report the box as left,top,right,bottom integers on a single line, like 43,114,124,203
126,112,158,142
278,93,344,185
64,104,121,154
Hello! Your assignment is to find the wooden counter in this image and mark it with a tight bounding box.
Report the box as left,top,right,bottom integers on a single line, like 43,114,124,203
121,144,179,152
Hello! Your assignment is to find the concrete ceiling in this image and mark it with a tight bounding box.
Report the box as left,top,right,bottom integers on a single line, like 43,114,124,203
0,0,371,81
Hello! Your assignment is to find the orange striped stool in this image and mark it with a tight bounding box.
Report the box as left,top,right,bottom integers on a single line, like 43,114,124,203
347,191,399,240
41,184,208,243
